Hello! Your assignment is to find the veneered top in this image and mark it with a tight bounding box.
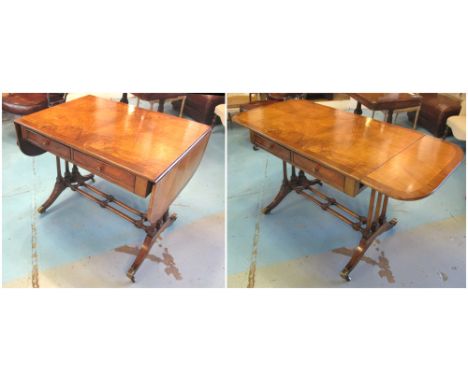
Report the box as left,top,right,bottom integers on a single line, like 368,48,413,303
15,95,211,182
234,100,463,200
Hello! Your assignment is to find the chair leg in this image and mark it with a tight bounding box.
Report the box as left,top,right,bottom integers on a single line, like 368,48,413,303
413,106,421,129
442,126,450,140
179,96,186,117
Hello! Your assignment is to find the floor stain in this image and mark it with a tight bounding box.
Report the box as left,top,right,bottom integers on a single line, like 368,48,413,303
31,221,39,288
247,221,261,288
114,244,182,280
31,158,40,288
377,251,395,283
246,160,269,288
437,271,448,282
332,247,395,283
161,248,182,280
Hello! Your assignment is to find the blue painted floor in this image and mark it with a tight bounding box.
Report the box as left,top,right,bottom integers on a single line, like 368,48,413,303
2,94,225,287
228,104,466,287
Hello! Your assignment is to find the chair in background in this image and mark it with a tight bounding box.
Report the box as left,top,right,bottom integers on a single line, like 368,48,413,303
443,95,466,141
408,94,462,137
212,103,226,129
391,104,421,129
132,93,187,117
172,94,225,125
2,93,67,115
4,93,68,157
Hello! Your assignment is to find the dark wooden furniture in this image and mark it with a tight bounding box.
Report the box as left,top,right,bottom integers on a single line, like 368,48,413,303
408,93,462,137
171,94,225,124
120,93,187,113
14,95,211,282
2,93,67,115
349,93,422,123
234,100,463,281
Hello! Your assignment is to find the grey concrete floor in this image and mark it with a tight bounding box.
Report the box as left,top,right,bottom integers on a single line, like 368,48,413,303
228,103,466,288
2,94,225,288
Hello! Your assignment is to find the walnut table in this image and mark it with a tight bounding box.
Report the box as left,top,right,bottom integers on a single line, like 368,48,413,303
15,95,211,282
234,100,463,281
348,93,422,123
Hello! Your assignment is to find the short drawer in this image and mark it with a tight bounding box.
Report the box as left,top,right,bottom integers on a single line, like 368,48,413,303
22,127,71,160
293,153,345,192
253,133,291,162
73,150,135,192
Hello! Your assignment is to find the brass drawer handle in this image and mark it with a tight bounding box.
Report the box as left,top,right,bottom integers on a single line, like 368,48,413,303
44,139,50,146
98,164,105,172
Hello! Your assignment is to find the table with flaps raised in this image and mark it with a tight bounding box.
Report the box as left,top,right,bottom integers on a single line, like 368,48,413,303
234,99,463,281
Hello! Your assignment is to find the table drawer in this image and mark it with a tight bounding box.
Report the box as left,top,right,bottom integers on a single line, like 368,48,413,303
253,133,291,161
293,153,345,192
22,127,71,160
73,150,135,192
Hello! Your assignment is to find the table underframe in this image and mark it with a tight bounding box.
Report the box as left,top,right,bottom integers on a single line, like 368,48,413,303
38,156,176,282
264,161,397,281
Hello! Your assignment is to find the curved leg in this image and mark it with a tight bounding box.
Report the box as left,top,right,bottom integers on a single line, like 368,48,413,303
127,234,157,283
340,218,397,281
38,157,67,214
263,161,292,214
38,179,67,214
126,212,177,282
262,180,291,214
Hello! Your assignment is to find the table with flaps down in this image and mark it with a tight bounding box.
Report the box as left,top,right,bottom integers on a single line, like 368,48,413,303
15,95,212,282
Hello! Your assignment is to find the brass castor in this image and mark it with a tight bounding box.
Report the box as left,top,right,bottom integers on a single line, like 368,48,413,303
37,206,46,214
340,270,351,282
253,145,259,151
127,269,136,283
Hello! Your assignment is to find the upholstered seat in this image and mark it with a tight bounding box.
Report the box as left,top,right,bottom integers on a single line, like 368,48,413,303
132,93,184,102
2,93,67,115
408,94,462,137
214,103,226,127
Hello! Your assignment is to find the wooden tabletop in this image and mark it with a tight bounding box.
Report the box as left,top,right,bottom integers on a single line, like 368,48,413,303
16,95,211,182
348,93,422,110
234,100,463,200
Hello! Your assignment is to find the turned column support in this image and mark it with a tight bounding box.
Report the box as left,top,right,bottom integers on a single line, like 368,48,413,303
340,190,397,281
264,161,397,281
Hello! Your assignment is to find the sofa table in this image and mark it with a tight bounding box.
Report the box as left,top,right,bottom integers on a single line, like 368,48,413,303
14,95,211,282
234,100,463,281
348,93,422,123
